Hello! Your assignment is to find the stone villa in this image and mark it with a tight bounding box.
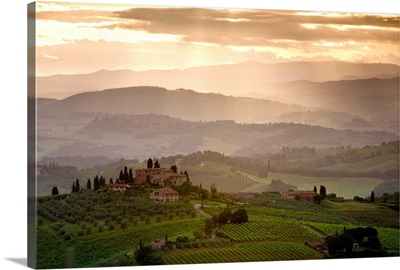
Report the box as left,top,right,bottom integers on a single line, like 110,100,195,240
134,167,188,187
149,188,179,202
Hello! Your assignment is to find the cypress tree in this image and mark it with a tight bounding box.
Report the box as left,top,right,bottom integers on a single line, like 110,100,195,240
320,185,326,198
75,179,80,193
129,168,133,182
87,179,91,189
94,175,99,191
52,186,59,196
371,191,375,203
124,166,129,182
119,170,124,182
154,160,160,168
147,158,153,169
99,176,106,187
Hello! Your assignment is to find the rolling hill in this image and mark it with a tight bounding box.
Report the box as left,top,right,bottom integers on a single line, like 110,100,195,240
37,61,399,99
37,86,304,123
38,76,399,127
36,111,398,161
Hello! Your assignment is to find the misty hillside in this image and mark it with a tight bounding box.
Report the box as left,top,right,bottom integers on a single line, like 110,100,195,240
221,77,399,119
37,76,399,128
37,113,398,160
37,61,399,98
38,86,303,123
242,77,399,119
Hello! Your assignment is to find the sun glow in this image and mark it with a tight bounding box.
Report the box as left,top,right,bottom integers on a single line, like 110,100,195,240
301,24,318,30
34,2,400,75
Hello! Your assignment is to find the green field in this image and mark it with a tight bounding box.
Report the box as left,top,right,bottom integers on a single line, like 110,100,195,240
163,242,324,264
36,189,399,268
263,172,383,199
175,164,384,199
319,154,399,172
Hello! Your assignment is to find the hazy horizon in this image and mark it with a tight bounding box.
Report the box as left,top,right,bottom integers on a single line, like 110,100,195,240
36,1,399,78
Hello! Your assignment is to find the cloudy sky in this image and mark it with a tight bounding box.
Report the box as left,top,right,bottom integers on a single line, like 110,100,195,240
34,1,399,76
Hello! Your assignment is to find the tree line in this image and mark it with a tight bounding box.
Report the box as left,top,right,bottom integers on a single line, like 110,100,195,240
325,226,383,258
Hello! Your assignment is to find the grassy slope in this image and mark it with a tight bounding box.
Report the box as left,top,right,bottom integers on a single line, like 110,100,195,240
37,214,205,268
321,201,399,228
37,192,399,268
319,154,398,172
176,162,384,198
264,172,383,199
163,198,399,264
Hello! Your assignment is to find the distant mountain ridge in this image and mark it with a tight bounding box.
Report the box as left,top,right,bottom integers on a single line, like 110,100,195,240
37,76,399,124
37,61,399,99
38,86,303,123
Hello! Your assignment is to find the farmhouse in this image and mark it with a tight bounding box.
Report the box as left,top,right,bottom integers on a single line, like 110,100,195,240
108,184,131,193
281,190,316,202
135,168,188,187
150,188,179,202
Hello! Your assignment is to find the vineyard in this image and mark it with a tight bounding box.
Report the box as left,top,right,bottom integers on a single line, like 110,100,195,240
163,242,324,264
36,188,399,268
223,219,320,242
37,217,205,268
36,189,204,268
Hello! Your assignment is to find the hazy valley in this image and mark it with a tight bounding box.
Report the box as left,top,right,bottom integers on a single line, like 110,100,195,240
36,60,399,198
37,61,399,99
36,61,399,200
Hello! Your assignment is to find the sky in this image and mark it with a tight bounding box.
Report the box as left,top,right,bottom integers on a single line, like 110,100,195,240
33,1,400,76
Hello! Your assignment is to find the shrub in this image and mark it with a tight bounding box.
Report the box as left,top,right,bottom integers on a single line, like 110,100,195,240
145,217,151,225
168,213,174,220
86,227,91,235
108,223,115,230
78,231,84,237
98,225,104,233
156,216,162,223
81,223,86,229
64,233,71,241
104,217,112,225
116,216,123,224
121,220,127,229
230,208,248,224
